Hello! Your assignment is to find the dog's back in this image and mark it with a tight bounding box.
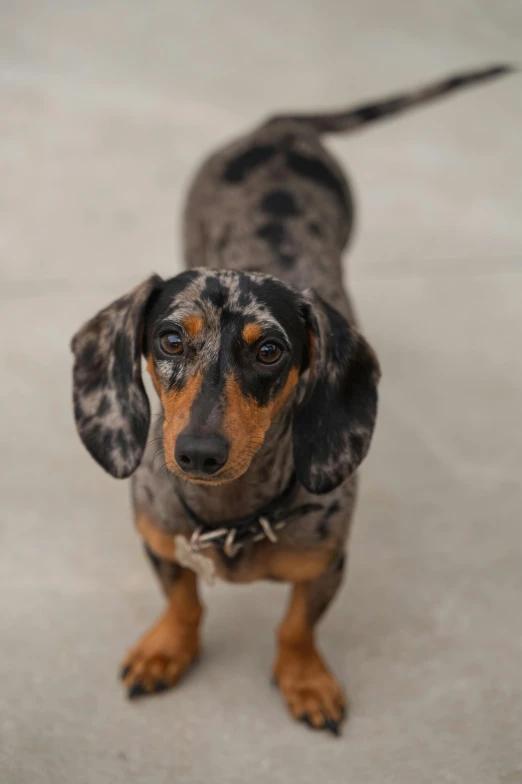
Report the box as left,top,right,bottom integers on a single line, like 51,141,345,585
183,64,513,319
184,119,353,316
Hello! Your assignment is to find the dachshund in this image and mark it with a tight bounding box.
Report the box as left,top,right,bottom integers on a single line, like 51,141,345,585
71,64,512,735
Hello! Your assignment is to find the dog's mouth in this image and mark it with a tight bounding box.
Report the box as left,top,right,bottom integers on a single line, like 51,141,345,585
164,457,254,487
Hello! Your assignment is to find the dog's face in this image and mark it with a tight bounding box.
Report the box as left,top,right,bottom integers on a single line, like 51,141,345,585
145,270,307,485
72,269,380,494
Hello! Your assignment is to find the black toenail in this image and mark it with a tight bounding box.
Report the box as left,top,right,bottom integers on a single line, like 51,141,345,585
299,713,313,729
155,680,168,692
120,665,131,680
127,683,146,699
324,718,341,737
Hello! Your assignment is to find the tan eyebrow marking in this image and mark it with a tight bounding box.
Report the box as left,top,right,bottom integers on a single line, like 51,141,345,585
242,322,263,344
183,315,204,339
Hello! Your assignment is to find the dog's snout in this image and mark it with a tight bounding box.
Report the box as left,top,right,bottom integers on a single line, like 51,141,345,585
175,433,229,476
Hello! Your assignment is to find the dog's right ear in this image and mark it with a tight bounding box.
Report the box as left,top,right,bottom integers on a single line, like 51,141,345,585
71,275,163,478
293,289,381,494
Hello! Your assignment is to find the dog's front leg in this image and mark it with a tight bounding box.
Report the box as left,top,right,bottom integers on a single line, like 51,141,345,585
120,527,203,699
274,553,346,735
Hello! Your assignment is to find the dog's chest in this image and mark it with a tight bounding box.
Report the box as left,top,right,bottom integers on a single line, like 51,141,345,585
204,540,334,584
136,507,336,584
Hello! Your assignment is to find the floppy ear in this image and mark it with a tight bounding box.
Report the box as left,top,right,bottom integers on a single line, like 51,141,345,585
293,290,381,494
71,275,163,478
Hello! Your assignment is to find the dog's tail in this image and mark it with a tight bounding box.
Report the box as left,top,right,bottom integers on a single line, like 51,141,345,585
268,64,516,134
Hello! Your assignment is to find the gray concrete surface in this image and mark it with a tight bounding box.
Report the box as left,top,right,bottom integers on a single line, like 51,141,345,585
1,2,521,782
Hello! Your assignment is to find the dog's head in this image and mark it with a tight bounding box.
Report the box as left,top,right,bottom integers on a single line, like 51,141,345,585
71,269,380,494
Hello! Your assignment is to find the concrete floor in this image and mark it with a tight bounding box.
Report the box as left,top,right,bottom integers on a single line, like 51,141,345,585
1,2,521,782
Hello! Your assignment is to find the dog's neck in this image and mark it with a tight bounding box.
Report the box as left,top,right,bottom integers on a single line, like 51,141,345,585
173,405,295,525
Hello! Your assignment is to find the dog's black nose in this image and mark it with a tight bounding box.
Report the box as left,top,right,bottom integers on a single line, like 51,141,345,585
175,434,229,476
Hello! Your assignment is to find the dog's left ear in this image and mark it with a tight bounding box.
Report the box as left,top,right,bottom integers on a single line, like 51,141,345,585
293,290,381,495
71,275,163,479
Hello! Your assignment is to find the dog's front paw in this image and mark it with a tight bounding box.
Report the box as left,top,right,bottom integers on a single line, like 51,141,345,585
274,645,346,736
120,610,199,699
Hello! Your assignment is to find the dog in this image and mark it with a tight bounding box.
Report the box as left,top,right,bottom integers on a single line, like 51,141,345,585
71,64,512,735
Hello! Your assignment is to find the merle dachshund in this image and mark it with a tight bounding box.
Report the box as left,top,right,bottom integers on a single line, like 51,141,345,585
72,64,512,735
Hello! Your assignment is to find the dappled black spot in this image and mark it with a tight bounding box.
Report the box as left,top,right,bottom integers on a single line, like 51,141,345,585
112,331,133,393
97,394,110,417
335,553,346,573
73,399,83,424
317,501,340,540
286,151,350,215
84,422,102,445
317,519,329,540
308,221,323,238
130,411,149,448
282,503,323,525
77,339,99,369
146,270,200,336
115,429,130,461
101,427,113,455
74,341,105,394
257,222,286,247
325,501,340,519
78,373,104,396
166,362,188,393
256,222,296,268
201,275,227,309
261,189,301,217
223,145,276,183
236,274,255,308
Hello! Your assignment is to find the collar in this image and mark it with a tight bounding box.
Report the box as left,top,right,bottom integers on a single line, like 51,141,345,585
177,472,299,558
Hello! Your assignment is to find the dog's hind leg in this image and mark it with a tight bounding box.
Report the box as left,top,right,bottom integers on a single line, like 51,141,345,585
120,515,203,699
274,553,347,735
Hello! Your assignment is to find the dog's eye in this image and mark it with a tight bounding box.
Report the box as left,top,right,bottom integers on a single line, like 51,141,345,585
257,342,282,365
160,331,184,356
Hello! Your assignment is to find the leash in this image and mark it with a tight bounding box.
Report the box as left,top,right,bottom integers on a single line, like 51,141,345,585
177,472,299,559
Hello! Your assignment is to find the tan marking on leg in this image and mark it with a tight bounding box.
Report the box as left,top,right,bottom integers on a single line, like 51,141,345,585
274,583,346,733
121,564,203,697
242,322,263,344
136,511,177,561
